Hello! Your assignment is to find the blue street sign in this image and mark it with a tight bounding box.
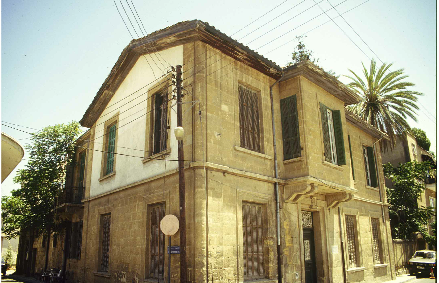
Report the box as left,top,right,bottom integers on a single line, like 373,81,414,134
167,246,180,254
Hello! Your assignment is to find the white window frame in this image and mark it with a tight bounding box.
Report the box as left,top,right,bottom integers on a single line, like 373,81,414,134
326,109,337,164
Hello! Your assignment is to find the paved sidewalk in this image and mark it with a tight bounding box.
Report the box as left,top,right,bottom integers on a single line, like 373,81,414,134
1,274,42,283
382,274,417,283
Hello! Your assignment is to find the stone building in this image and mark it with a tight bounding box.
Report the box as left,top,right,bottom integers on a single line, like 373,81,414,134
382,132,436,249
19,20,396,283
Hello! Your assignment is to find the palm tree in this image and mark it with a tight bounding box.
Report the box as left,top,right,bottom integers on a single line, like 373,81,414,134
345,59,422,150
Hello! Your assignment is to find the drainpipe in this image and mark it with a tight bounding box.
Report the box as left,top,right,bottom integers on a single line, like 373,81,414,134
270,71,284,283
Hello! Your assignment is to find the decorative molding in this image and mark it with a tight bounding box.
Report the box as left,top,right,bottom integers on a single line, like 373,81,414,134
234,146,273,160
326,192,353,208
285,183,318,203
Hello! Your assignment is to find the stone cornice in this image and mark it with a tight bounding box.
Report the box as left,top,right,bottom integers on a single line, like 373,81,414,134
281,61,361,105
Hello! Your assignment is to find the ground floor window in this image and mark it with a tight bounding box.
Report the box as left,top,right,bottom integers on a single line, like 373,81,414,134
148,203,165,279
242,202,266,280
345,215,359,268
371,218,383,264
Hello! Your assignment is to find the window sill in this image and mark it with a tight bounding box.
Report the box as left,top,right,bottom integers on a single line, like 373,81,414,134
144,279,164,283
284,157,304,164
366,186,379,191
322,160,344,171
94,272,110,278
234,146,272,160
347,266,366,273
374,263,388,268
244,279,277,283
143,149,171,163
99,172,116,182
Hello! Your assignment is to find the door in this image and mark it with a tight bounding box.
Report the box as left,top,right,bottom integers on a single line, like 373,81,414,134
302,211,317,283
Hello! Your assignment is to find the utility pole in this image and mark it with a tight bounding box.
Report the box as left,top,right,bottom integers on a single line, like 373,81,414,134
176,65,187,283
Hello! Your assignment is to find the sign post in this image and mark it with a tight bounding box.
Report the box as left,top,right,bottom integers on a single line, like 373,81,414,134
160,215,179,283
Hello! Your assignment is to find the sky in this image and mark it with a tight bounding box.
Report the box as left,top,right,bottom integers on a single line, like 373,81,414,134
1,0,436,196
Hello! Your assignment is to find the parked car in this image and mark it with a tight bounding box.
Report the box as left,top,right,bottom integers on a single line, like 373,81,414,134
408,250,436,277
1,258,6,276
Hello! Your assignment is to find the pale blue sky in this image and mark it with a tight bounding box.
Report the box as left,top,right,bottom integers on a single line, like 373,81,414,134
1,0,436,196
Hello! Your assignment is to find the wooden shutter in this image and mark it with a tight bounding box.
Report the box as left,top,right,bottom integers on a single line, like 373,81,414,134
367,147,378,187
100,214,111,272
106,124,116,175
243,202,265,279
319,103,331,162
332,110,346,165
348,135,355,180
149,203,165,279
280,95,301,160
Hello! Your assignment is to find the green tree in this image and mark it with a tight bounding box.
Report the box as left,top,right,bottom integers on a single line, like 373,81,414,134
384,161,435,246
2,122,80,239
345,59,422,150
287,36,318,66
411,127,431,151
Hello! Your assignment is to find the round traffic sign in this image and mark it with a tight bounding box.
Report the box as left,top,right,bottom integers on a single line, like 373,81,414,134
160,214,179,236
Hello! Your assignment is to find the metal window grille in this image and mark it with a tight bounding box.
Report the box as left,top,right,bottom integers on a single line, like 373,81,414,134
149,203,165,279
238,85,261,153
302,211,313,229
152,92,168,155
69,221,83,260
106,124,116,175
100,214,111,272
345,215,358,268
371,218,383,264
243,202,265,280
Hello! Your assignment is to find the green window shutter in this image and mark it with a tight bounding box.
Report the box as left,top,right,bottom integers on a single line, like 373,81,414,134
106,124,116,175
280,95,301,160
320,103,331,162
367,146,377,187
348,135,355,180
332,110,346,165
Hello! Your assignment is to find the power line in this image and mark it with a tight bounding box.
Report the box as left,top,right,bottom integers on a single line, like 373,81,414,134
264,0,370,54
325,0,383,64
311,0,371,61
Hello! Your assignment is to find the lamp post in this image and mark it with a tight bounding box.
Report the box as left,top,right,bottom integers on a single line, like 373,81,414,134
175,65,187,283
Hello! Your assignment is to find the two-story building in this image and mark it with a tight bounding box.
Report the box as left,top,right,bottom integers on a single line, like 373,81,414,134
22,20,395,283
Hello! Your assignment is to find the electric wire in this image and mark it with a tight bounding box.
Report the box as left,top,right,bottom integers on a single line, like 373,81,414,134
230,0,291,37
311,0,371,61
264,0,370,54
325,0,382,63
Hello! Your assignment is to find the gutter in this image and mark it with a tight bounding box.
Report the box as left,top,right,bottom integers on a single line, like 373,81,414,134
270,71,284,283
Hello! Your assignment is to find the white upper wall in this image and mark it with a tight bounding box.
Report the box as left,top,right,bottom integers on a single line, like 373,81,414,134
90,45,183,197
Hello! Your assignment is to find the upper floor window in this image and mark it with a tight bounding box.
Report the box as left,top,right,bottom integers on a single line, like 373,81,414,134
363,146,378,187
102,122,117,176
151,91,168,155
239,84,262,153
320,103,345,165
280,95,301,160
76,150,86,201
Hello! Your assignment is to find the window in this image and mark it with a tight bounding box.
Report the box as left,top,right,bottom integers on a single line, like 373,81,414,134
99,213,111,272
53,234,58,248
239,84,262,153
320,103,345,165
242,202,266,280
345,215,359,268
148,203,165,279
348,135,355,180
363,146,377,187
280,95,301,159
412,143,417,160
371,218,383,264
69,221,83,260
102,122,117,176
151,91,168,155
76,150,86,202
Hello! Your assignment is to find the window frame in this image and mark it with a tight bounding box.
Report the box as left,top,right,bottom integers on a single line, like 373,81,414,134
370,217,384,264
146,202,166,280
345,214,360,269
98,213,111,273
144,75,173,161
238,83,264,154
242,201,267,280
363,145,378,187
319,103,346,166
100,114,119,179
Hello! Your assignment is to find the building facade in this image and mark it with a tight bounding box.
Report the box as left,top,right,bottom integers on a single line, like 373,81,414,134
19,20,396,283
381,132,436,249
